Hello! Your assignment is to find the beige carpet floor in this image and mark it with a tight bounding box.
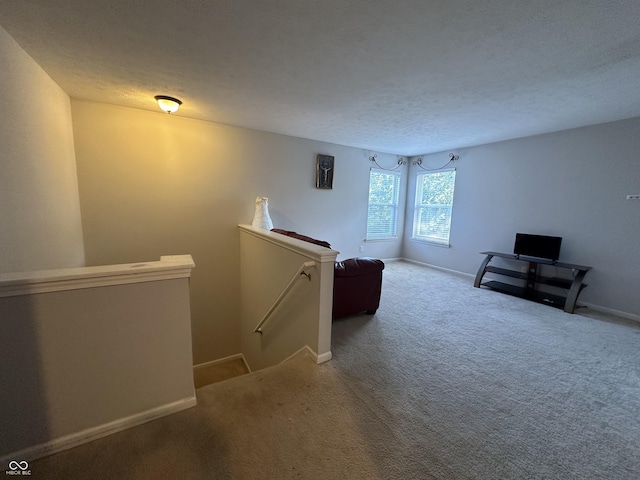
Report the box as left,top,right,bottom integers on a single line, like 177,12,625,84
25,260,640,479
27,354,384,479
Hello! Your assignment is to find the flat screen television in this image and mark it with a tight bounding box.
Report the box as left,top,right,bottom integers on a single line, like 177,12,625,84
514,233,562,261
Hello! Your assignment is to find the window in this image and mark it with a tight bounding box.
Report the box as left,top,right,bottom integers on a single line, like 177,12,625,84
366,170,401,240
412,169,456,245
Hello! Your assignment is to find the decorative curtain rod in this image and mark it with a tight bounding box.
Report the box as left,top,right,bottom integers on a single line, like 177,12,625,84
369,154,407,171
413,153,459,171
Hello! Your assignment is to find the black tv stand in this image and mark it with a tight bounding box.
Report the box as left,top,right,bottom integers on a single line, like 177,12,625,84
474,251,591,313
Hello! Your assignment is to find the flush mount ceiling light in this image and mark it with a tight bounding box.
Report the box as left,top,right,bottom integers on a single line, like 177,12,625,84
154,95,182,114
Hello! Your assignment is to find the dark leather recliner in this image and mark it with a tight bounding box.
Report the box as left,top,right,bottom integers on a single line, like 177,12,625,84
271,229,385,319
333,257,384,318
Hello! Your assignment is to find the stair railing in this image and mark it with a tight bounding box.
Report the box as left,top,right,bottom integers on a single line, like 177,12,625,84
253,261,316,335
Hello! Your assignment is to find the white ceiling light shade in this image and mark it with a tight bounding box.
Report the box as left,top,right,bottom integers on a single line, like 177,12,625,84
154,95,182,114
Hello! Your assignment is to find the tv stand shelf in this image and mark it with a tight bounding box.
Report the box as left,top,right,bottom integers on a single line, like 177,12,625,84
474,251,591,313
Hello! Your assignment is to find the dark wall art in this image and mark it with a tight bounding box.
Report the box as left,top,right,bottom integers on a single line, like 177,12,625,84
316,154,334,189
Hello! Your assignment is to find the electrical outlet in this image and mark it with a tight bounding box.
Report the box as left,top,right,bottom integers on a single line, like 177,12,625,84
359,245,364,253
627,194,640,200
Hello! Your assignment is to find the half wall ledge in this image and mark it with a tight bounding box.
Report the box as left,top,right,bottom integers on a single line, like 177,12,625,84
0,254,196,461
0,255,195,298
238,224,340,262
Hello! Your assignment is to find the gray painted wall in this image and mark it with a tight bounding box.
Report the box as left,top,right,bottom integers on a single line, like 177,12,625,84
403,117,640,317
0,26,85,273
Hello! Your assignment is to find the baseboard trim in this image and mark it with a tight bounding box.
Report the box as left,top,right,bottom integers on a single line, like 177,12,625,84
380,257,403,263
279,346,332,365
280,346,313,364
316,351,332,364
305,346,332,364
194,353,251,373
580,302,640,324
0,396,197,464
402,258,475,279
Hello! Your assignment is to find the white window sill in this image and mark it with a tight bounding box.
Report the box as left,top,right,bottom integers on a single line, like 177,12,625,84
365,237,399,243
409,237,451,248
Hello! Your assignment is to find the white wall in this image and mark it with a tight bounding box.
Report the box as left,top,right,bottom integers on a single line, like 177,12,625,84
0,26,84,273
403,117,640,317
71,100,405,364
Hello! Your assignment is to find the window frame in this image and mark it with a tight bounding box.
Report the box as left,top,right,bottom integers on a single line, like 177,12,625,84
366,169,402,241
411,168,457,246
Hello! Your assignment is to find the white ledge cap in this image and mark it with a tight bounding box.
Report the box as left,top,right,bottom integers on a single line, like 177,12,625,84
0,255,195,298
238,225,339,263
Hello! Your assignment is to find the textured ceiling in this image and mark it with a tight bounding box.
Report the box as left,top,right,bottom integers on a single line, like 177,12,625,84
1,0,639,155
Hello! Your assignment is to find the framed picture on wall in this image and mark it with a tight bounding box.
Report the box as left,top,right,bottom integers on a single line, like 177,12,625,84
316,154,335,189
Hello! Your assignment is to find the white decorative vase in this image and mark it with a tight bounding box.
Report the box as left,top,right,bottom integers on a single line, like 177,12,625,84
251,197,274,230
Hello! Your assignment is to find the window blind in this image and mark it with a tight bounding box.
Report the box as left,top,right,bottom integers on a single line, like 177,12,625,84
412,169,456,245
366,170,401,239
